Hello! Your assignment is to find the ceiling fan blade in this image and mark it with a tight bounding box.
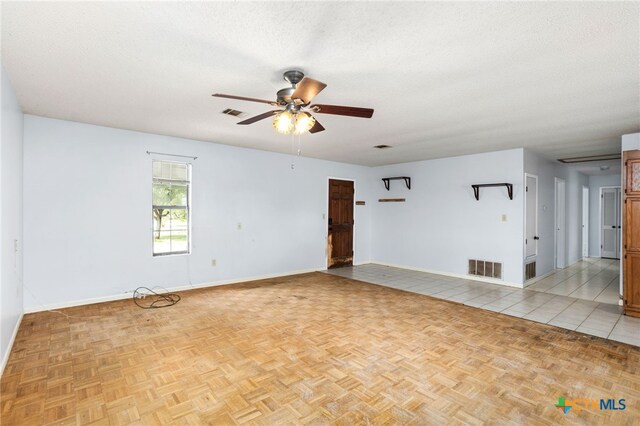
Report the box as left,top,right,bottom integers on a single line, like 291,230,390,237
310,104,374,118
291,78,327,104
212,93,276,105
309,117,325,134
237,110,281,125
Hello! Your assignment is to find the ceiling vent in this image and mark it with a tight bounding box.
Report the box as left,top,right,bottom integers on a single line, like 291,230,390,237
373,144,392,149
558,154,621,163
222,108,244,117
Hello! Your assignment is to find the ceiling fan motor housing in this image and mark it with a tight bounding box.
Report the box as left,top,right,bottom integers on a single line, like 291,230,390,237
278,70,305,105
283,70,304,86
276,87,295,105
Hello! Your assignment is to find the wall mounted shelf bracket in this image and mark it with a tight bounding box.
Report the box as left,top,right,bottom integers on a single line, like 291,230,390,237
471,183,513,200
382,177,411,191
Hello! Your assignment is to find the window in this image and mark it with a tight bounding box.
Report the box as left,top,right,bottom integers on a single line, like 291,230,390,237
152,160,191,256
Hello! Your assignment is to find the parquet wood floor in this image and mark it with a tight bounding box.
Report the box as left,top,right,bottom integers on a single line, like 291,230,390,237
1,272,639,425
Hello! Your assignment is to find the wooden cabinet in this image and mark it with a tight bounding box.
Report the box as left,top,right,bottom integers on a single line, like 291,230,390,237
625,253,640,317
627,198,640,252
623,150,640,317
625,157,640,196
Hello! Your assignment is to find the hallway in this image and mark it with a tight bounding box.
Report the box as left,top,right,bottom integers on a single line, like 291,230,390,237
525,258,620,304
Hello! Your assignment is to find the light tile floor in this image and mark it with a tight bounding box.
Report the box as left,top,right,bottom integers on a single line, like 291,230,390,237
324,263,640,347
525,257,620,304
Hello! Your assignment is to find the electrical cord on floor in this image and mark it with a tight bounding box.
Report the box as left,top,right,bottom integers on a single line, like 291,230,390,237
133,286,181,309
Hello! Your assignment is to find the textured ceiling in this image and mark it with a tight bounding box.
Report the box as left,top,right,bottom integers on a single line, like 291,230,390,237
2,2,639,166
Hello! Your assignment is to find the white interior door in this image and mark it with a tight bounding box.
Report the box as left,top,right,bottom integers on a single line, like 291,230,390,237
582,186,589,258
525,174,538,259
601,187,620,259
616,187,621,259
555,178,566,269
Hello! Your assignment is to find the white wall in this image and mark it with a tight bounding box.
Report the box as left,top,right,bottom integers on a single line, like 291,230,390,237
1,65,24,372
588,174,622,257
21,120,635,312
622,132,640,151
371,149,525,286
23,115,373,311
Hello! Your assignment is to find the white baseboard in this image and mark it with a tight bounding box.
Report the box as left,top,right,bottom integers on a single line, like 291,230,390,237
1,312,24,376
369,261,523,288
24,268,320,314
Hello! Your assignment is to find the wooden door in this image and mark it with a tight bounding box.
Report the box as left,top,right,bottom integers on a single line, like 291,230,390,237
328,179,354,268
623,150,640,317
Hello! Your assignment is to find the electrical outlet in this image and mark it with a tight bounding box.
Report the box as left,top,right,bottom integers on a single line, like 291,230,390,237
237,222,242,230
501,214,507,222
14,239,18,253
211,259,217,267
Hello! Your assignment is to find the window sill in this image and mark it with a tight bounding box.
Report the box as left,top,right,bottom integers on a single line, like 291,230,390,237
153,251,191,258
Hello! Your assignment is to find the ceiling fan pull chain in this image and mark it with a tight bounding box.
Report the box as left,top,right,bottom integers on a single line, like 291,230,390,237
290,132,295,170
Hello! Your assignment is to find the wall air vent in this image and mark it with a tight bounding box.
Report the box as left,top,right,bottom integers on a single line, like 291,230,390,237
222,108,244,117
525,261,537,281
557,154,620,163
373,145,392,149
468,259,503,279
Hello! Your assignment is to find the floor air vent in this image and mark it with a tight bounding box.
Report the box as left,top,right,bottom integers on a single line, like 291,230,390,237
525,261,536,280
468,259,502,279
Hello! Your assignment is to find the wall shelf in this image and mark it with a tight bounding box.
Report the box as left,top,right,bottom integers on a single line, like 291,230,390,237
378,198,406,202
471,183,513,200
382,176,411,191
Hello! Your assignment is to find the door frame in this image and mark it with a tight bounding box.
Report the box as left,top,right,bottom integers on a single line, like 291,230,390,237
582,185,589,259
524,173,539,260
325,177,356,269
599,185,621,258
554,177,566,269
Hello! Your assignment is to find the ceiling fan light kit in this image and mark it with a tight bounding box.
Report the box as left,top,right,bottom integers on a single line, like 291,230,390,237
292,112,316,135
212,70,374,135
273,110,294,134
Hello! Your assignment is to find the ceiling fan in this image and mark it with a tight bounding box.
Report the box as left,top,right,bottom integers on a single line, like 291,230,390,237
212,70,374,135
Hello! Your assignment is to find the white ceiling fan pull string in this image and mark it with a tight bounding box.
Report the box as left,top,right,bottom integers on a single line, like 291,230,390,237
290,132,295,170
